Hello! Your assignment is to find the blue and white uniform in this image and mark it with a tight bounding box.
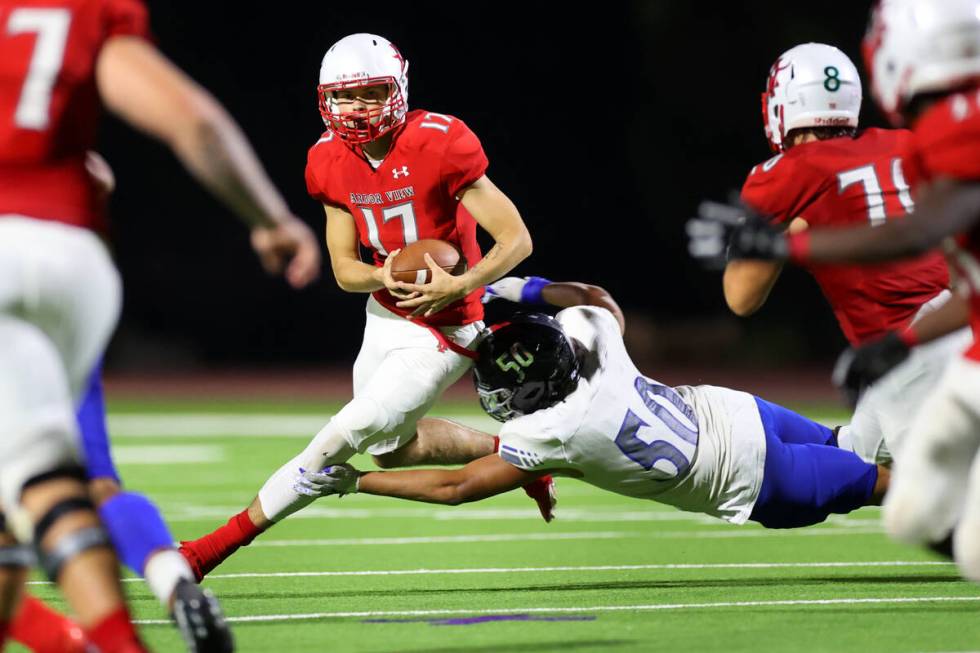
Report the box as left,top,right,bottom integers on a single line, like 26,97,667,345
497,306,878,528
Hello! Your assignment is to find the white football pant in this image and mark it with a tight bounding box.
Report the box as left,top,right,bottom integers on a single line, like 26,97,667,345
258,296,481,521
839,290,972,464
0,217,120,538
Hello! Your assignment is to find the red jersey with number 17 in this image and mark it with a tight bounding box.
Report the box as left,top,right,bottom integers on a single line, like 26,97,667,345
904,89,980,361
741,128,949,346
305,109,488,327
0,0,151,232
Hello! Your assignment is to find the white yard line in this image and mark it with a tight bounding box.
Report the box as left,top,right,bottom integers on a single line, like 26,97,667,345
111,445,225,464
132,595,980,625
28,558,952,586
108,413,500,437
251,531,628,547
173,560,959,581
162,505,719,524
244,526,885,548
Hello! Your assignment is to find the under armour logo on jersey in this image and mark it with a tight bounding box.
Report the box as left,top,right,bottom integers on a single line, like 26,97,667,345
392,166,410,179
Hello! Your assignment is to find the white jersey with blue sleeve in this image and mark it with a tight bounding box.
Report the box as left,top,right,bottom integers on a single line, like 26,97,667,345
496,306,767,524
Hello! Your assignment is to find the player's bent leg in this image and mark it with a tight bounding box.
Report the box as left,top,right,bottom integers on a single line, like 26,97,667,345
372,417,496,468
3,511,91,652
750,399,880,528
181,311,478,579
20,472,145,652
753,397,838,446
79,368,197,604
882,359,980,547
0,518,30,650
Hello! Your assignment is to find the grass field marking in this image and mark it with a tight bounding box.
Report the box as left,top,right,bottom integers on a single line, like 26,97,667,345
26,559,955,586
181,559,959,581
163,505,719,524
251,531,629,547
111,445,225,464
131,595,980,625
245,526,885,548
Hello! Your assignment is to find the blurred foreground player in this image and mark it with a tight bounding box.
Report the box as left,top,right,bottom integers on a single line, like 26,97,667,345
0,0,320,650
295,280,889,530
688,0,980,581
178,33,557,580
727,42,968,465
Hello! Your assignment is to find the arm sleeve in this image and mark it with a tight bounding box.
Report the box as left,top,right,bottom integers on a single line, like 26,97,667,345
740,155,816,226
102,0,152,39
497,416,570,472
443,121,489,198
305,142,332,204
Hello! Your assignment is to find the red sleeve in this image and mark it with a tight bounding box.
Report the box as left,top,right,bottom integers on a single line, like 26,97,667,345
102,0,151,39
740,153,820,226
305,156,327,204
442,121,489,197
305,136,337,205
916,93,980,181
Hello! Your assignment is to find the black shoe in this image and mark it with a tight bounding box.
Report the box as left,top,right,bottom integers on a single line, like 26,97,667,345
172,578,234,653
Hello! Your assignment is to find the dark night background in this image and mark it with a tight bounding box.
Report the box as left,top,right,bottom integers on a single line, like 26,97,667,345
100,2,878,372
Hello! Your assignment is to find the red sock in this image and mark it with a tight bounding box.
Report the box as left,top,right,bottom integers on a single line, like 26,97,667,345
85,606,146,653
11,594,88,653
493,436,500,453
179,509,262,580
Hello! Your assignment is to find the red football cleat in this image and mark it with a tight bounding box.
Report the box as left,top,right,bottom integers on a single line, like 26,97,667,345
523,475,557,522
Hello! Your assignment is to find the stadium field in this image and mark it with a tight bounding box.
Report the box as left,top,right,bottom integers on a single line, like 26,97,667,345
18,399,980,653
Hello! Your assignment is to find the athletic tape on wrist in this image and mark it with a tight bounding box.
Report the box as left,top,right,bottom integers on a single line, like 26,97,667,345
519,277,552,305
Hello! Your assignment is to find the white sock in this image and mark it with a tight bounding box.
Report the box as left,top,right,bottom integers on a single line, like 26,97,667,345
144,548,194,606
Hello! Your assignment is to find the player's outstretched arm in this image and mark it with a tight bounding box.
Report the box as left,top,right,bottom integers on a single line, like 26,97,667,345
791,179,980,264
296,455,542,506
396,175,532,316
485,277,626,334
359,455,541,506
95,36,320,288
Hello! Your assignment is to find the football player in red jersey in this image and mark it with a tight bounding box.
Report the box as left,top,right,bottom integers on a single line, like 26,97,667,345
177,33,549,581
689,0,980,581
726,42,969,466
0,0,321,650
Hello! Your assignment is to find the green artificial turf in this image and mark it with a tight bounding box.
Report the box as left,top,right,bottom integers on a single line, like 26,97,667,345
15,400,980,652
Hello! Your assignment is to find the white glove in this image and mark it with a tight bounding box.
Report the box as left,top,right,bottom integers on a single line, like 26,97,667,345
483,276,529,303
293,464,361,498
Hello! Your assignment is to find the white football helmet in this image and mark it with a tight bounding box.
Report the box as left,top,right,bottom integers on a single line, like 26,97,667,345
762,43,862,152
317,33,410,144
864,0,980,126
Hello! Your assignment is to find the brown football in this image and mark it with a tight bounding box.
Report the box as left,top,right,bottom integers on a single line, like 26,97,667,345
390,239,466,284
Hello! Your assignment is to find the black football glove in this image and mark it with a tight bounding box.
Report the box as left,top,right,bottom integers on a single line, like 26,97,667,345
832,332,912,409
687,200,788,269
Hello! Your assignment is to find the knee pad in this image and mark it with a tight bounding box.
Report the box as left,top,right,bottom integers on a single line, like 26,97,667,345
0,545,35,568
33,496,111,581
